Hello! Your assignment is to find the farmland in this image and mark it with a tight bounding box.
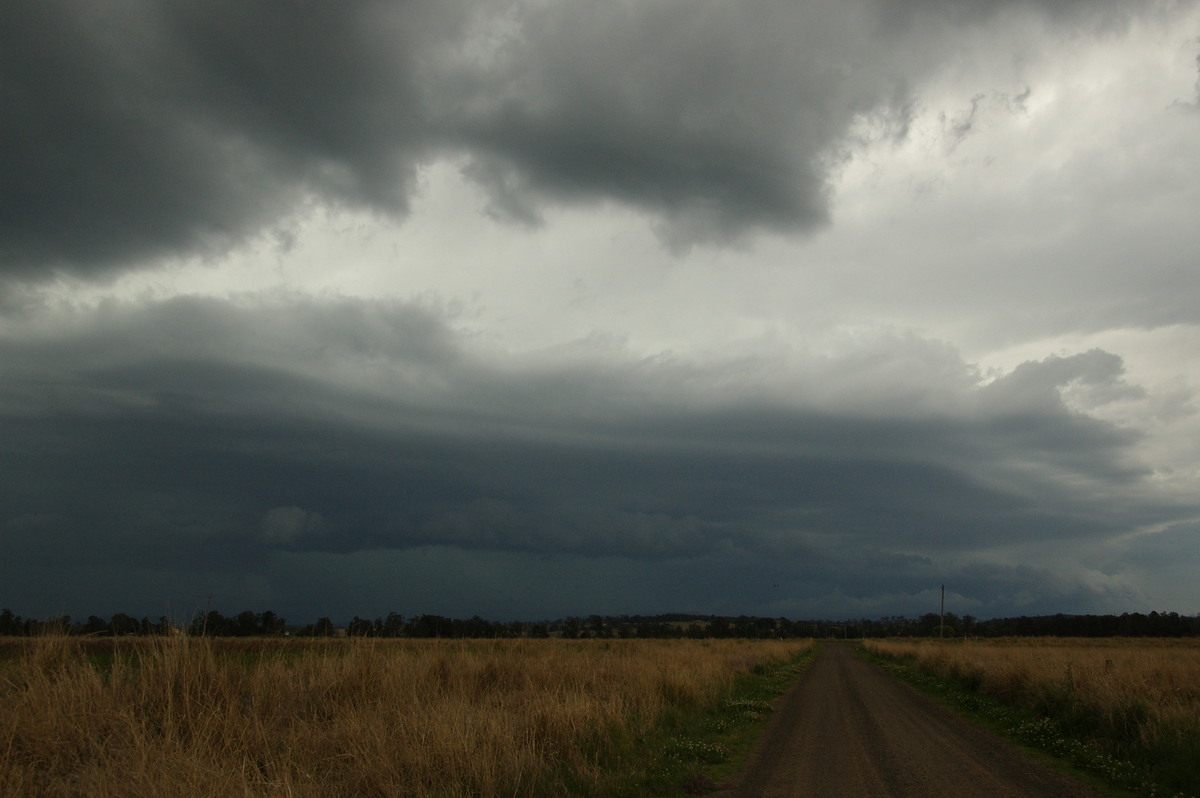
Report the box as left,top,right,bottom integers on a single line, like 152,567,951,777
0,635,811,797
864,638,1200,796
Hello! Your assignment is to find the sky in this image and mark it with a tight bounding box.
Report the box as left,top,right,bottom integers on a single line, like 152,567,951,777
3,0,1200,625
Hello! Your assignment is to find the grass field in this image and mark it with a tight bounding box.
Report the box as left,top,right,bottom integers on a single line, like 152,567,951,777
863,637,1200,796
0,635,811,797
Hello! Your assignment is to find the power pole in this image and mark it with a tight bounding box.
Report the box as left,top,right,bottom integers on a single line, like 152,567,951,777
940,584,945,639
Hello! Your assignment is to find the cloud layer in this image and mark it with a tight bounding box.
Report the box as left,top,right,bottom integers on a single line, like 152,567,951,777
2,1,1199,621
2,0,1152,276
3,295,1192,619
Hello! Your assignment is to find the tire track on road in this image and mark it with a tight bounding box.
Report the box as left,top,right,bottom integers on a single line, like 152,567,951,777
716,642,1104,798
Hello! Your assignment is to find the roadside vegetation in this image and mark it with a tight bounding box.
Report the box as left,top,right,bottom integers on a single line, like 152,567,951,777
0,635,812,797
863,638,1200,798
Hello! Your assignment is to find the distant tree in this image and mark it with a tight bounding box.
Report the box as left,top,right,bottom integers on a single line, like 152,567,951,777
0,608,20,636
462,615,493,637
32,615,71,635
587,615,608,639
192,610,233,636
81,615,109,635
708,617,731,638
559,617,582,639
774,618,796,638
110,612,139,636
259,610,285,635
382,612,404,638
232,611,258,636
313,617,335,637
347,616,374,637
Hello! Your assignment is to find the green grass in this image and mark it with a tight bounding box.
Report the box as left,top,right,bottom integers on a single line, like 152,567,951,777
856,644,1195,798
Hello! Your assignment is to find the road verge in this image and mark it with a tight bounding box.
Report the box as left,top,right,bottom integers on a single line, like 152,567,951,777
857,643,1177,798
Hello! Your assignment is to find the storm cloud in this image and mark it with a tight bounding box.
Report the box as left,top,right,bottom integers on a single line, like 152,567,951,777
2,1,1199,622
3,295,1191,619
1,0,1149,278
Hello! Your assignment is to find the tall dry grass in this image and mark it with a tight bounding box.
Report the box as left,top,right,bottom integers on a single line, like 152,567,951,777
0,635,808,797
864,638,1200,791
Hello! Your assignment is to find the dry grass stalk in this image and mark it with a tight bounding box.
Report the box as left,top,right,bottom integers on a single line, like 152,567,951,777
864,638,1200,760
0,636,808,797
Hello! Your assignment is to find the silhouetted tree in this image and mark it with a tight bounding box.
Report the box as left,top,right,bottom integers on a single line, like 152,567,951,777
559,617,581,639
708,617,732,638
259,610,285,635
347,616,374,637
587,615,608,638
382,612,404,638
234,610,260,636
80,615,109,635
110,613,139,636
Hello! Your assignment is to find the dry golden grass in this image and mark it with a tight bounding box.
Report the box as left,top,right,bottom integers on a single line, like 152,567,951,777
0,636,809,797
864,637,1200,790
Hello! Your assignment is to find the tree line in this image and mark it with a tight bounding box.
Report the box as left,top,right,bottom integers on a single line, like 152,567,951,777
1,607,1197,639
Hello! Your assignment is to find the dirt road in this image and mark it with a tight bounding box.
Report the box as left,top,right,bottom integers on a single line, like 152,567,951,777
717,642,1104,798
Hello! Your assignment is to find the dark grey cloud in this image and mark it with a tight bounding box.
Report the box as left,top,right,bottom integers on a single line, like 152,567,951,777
446,1,882,247
2,295,1191,619
1,0,1141,279
0,1,468,278
2,0,1194,626
440,0,1132,246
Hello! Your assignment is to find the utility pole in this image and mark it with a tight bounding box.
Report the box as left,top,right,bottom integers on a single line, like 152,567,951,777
940,584,945,639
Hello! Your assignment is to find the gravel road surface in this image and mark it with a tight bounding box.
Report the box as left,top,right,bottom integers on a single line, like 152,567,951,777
716,642,1105,798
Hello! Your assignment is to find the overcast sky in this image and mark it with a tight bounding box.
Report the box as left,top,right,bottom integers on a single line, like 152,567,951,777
3,0,1200,625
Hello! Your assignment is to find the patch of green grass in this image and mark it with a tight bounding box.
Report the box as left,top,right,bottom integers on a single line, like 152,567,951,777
856,645,1196,798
